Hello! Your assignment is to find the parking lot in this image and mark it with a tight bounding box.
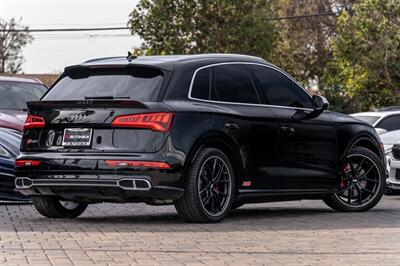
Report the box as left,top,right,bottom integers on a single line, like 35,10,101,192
0,197,397,265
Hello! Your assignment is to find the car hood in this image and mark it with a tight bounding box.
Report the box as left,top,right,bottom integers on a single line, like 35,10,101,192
380,129,400,146
0,109,26,132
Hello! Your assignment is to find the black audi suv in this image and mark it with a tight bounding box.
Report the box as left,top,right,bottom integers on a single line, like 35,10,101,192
15,54,386,222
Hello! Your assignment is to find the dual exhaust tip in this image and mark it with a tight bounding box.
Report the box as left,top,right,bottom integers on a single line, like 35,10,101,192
15,177,151,191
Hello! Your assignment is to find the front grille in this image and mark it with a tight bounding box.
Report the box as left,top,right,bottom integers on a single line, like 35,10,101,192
392,145,400,160
396,169,400,181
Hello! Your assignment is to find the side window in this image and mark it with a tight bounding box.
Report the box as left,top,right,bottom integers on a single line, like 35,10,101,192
377,115,400,131
191,68,210,100
211,64,260,104
249,65,313,109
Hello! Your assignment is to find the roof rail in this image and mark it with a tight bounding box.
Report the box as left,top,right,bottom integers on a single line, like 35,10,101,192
376,106,400,111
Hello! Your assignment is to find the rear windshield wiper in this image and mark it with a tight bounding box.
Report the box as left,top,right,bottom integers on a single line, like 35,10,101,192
84,95,130,100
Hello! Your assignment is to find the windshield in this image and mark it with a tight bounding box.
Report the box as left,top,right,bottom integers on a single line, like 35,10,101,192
0,81,47,110
43,67,164,101
352,115,380,125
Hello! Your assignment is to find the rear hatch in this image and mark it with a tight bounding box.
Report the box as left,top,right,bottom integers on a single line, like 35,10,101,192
21,66,173,153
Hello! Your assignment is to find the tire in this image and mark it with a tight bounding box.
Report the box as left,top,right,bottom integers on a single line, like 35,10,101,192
231,202,244,210
174,147,235,223
32,196,88,218
324,147,385,212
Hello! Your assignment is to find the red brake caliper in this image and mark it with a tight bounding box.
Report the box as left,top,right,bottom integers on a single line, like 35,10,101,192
341,163,350,189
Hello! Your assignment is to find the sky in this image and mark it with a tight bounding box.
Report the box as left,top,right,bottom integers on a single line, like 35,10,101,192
0,0,142,73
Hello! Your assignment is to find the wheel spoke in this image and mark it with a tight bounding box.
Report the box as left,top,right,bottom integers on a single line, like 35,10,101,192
347,187,353,204
203,191,212,205
347,157,358,176
359,176,379,184
215,189,229,197
355,158,366,174
212,163,224,183
338,186,350,195
212,158,218,176
355,184,363,204
200,185,211,194
214,191,222,210
359,164,375,179
210,193,216,213
203,164,213,181
361,187,374,195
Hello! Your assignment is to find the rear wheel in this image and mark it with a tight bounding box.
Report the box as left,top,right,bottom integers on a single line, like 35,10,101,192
174,148,235,223
324,147,385,212
32,197,87,218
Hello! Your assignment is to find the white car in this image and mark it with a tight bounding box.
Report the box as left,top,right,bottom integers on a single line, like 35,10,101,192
388,144,400,192
380,129,400,174
351,107,400,134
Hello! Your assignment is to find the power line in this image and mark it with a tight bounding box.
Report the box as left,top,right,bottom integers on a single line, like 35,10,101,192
1,26,130,33
0,10,352,33
264,11,342,21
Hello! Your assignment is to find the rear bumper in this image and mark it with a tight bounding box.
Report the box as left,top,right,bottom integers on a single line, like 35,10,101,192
15,152,186,203
15,176,184,203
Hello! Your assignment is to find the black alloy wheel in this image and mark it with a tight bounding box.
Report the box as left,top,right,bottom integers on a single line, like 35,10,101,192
198,155,232,216
324,147,385,212
174,148,235,222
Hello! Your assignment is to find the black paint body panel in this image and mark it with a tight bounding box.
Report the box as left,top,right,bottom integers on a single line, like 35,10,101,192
16,54,385,204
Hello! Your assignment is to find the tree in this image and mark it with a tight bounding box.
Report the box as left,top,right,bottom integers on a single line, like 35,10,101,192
324,0,400,112
269,1,360,86
0,18,33,73
129,0,277,59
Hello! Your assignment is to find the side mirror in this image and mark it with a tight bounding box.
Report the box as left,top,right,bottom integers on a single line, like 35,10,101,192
312,95,330,111
292,95,330,120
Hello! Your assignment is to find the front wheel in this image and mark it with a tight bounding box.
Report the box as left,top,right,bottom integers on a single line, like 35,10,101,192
324,147,385,212
32,197,88,218
174,147,235,223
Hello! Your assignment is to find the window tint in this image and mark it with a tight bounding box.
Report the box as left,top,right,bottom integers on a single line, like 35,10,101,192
376,115,400,131
191,68,210,100
249,65,313,108
211,65,260,104
44,67,163,101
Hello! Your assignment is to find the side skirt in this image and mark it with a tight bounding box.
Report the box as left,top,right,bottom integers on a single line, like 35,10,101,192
236,188,338,204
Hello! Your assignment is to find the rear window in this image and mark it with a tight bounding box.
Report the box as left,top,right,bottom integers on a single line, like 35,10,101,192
43,67,164,101
0,81,47,110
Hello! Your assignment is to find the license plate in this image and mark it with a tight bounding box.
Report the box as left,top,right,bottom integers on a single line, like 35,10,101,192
62,128,92,147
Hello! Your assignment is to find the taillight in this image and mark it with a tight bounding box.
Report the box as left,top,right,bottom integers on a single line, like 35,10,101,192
15,160,41,167
105,160,171,169
24,115,45,130
112,112,174,132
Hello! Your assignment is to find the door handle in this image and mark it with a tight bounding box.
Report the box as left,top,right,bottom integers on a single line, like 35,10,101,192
225,123,239,130
280,126,295,135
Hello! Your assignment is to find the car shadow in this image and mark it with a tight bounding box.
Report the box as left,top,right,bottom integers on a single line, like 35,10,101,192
2,196,400,233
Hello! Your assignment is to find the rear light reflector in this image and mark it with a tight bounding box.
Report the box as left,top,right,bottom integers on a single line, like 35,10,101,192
105,160,171,169
112,112,174,132
15,160,41,167
24,115,45,130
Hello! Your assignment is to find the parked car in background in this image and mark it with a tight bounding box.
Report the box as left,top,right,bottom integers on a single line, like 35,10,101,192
0,76,47,131
388,144,400,193
0,128,29,201
379,129,400,172
15,54,386,222
351,107,400,134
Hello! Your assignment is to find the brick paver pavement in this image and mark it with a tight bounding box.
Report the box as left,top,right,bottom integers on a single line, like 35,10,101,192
0,196,399,265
